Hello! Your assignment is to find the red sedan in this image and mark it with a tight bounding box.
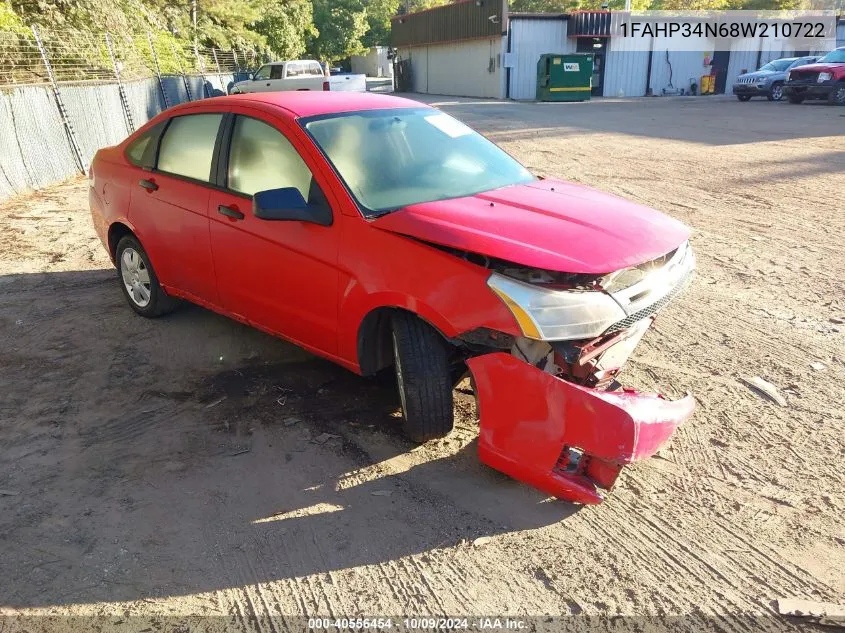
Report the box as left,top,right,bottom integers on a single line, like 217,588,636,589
89,92,695,504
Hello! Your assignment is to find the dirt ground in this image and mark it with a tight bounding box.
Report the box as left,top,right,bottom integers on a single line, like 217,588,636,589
0,95,843,630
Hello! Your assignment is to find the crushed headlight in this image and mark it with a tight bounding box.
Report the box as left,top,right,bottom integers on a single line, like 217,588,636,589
487,273,626,341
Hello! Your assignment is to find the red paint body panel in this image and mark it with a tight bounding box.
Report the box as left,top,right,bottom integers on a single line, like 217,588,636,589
89,92,696,504
467,353,694,504
371,179,691,274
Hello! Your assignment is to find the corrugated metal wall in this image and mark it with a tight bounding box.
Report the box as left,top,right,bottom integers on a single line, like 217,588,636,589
604,34,650,97
400,37,503,98
725,43,760,93
391,0,504,47
507,18,574,100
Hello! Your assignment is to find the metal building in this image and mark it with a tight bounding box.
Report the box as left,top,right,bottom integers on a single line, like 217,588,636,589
391,0,508,99
393,6,842,101
505,12,837,100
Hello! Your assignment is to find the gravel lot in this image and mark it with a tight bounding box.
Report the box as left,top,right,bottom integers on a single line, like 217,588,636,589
0,95,843,630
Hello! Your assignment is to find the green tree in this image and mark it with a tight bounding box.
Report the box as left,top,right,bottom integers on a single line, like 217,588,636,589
254,0,317,60
362,0,398,47
308,0,368,61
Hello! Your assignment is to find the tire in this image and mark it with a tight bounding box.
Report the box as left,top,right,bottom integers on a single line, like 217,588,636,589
115,235,178,318
736,95,752,102
390,312,454,442
787,94,805,104
768,82,784,101
828,84,845,106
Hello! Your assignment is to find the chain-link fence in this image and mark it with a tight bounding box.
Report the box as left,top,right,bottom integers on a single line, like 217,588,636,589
0,26,266,203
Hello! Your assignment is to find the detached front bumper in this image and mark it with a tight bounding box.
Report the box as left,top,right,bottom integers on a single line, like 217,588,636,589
467,353,694,505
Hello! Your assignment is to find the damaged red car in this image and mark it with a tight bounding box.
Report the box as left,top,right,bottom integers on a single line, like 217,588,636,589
89,92,695,504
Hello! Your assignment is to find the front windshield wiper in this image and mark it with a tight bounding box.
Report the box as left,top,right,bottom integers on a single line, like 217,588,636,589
368,207,401,219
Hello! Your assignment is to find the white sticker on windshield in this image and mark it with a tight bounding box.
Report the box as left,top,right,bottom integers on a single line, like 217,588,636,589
424,113,473,138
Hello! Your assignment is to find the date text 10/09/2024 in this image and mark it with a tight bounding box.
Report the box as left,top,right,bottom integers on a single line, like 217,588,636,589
307,618,528,630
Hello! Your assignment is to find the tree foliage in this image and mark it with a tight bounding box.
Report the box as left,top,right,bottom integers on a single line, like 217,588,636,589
307,0,368,61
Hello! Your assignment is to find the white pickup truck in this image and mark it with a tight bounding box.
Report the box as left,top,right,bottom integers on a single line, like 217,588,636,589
229,60,367,94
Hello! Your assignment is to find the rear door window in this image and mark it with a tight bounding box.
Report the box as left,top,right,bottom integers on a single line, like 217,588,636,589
156,114,223,183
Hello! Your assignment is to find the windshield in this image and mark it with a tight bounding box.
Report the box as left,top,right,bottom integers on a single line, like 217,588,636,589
759,59,793,72
817,49,845,63
303,108,535,216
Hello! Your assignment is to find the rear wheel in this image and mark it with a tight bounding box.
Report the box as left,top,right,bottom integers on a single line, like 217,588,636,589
391,313,454,443
828,84,845,106
736,95,752,102
787,94,805,104
768,82,784,101
115,236,177,318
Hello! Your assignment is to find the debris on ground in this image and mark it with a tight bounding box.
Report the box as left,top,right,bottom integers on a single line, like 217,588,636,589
472,537,492,547
809,362,826,371
740,376,787,406
777,598,845,627
370,490,393,497
283,417,301,427
205,396,226,409
311,432,339,445
0,490,20,496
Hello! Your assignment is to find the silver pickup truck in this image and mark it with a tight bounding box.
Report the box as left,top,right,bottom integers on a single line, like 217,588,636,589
229,60,367,94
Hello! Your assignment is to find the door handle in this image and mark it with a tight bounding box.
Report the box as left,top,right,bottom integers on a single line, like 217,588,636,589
266,82,271,86
218,205,245,220
139,179,158,192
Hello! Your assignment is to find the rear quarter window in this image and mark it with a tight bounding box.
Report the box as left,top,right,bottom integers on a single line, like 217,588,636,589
125,122,166,168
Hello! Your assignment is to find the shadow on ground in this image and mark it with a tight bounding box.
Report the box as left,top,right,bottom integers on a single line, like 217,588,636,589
0,269,578,608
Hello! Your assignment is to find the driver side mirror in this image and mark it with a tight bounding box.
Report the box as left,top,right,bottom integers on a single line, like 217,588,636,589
253,187,332,226
248,72,255,80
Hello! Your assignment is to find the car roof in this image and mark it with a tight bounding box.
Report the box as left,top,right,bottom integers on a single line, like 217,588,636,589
264,60,320,66
185,91,427,118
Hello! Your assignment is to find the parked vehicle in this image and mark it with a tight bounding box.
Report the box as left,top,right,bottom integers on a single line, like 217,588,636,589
784,47,845,105
732,56,818,102
229,60,366,94
88,92,695,504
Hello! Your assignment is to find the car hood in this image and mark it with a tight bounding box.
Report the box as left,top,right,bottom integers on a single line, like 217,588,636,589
791,62,843,73
370,180,691,274
739,70,779,80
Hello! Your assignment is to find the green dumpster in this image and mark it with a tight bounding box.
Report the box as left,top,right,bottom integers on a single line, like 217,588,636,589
536,53,593,102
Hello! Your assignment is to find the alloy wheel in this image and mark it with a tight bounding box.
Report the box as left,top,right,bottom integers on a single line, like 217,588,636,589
120,247,152,308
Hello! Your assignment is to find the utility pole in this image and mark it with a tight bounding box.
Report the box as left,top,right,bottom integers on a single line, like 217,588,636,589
191,0,198,51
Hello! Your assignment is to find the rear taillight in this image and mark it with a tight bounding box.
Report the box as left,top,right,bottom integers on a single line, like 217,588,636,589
322,81,330,91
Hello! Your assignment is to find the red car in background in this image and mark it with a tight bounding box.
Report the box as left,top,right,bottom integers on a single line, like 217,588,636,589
89,92,695,504
784,46,845,105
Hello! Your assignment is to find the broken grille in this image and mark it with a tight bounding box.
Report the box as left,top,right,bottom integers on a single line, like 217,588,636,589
604,269,694,335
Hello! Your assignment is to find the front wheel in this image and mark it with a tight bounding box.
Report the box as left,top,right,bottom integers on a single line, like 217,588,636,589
828,84,845,106
115,236,177,318
768,82,784,101
391,313,454,443
736,95,752,102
